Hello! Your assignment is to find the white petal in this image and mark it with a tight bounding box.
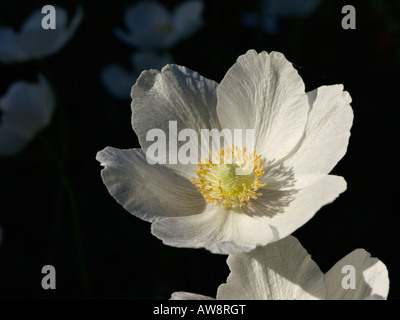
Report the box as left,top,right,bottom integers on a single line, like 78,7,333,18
170,292,215,300
115,2,173,48
0,75,54,156
241,187,298,219
263,175,347,241
0,74,55,137
325,249,389,300
216,236,326,300
17,6,83,61
172,1,204,42
96,147,206,222
0,27,25,63
101,64,137,100
124,2,170,36
216,50,309,163
59,6,83,45
131,64,220,176
363,294,386,300
21,6,68,31
0,6,81,63
151,205,276,254
281,85,353,189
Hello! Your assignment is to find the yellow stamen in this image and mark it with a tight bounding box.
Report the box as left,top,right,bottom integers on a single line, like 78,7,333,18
190,146,267,208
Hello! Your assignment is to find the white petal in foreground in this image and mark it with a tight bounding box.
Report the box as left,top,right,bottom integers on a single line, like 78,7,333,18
170,236,389,300
151,205,275,254
216,50,309,163
217,236,326,300
0,6,83,63
170,292,214,300
0,75,55,156
96,147,206,222
325,249,389,300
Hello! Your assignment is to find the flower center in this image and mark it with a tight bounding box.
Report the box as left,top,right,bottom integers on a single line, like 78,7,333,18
190,146,266,208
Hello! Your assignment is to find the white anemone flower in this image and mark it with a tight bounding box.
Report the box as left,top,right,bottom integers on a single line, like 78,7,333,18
96,50,353,254
171,235,390,300
0,6,83,63
0,74,55,156
101,51,172,100
114,1,203,49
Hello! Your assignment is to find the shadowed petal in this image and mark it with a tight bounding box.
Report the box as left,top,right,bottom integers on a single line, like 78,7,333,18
281,85,353,189
325,249,389,300
262,175,347,241
151,205,275,254
96,147,206,222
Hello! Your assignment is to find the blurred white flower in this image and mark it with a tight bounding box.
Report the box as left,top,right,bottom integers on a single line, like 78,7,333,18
115,1,203,49
0,6,83,63
242,0,323,34
262,0,323,34
101,51,172,100
171,235,390,300
97,50,353,254
0,74,55,156
263,0,323,19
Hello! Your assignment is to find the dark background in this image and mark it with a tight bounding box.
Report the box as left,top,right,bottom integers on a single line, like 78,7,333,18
0,0,399,299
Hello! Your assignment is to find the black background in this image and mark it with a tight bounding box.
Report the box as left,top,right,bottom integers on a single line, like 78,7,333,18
0,0,399,299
